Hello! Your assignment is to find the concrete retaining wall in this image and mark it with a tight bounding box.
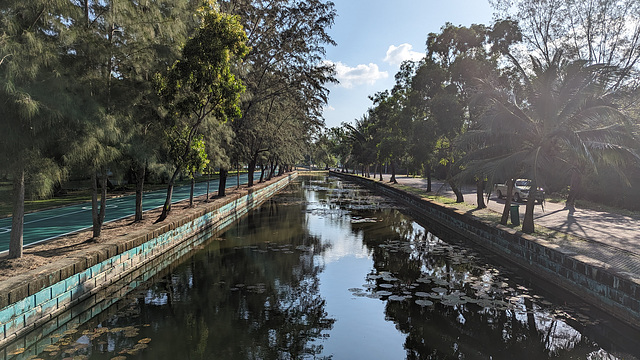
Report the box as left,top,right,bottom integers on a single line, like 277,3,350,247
0,172,297,352
330,171,640,329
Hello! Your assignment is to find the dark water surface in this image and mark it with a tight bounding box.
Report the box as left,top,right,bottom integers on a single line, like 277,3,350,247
10,175,640,359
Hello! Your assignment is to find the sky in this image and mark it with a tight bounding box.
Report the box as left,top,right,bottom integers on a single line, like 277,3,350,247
321,0,495,129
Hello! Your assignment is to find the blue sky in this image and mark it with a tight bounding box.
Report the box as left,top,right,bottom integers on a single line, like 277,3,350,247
322,0,495,129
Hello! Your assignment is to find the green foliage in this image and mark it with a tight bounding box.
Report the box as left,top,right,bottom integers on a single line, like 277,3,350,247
156,7,249,127
156,4,248,178
220,0,337,179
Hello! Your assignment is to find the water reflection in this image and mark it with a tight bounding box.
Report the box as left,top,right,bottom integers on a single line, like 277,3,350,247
11,175,640,360
316,177,638,359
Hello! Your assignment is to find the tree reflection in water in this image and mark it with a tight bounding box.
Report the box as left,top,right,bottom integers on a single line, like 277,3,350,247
37,182,336,360
343,186,636,359
141,182,335,359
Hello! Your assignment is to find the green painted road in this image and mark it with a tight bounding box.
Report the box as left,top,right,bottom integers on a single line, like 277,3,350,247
0,173,260,253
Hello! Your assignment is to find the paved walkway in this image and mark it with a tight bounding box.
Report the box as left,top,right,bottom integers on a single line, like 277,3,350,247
359,173,640,279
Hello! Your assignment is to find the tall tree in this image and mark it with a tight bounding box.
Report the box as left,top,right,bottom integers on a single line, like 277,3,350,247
116,0,198,221
155,2,249,221
0,1,71,257
220,0,337,187
409,58,465,201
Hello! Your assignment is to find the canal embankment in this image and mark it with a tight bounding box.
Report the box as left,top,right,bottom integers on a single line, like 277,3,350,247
0,172,297,349
330,170,640,330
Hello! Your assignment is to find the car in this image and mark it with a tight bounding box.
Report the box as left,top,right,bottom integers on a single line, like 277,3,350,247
494,179,544,203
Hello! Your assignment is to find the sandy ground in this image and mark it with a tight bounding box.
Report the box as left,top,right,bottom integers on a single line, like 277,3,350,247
0,190,238,282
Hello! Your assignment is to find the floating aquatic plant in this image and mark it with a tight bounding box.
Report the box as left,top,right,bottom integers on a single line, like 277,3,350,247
415,299,434,307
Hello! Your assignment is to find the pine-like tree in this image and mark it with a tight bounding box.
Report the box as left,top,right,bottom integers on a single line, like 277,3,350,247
0,1,73,257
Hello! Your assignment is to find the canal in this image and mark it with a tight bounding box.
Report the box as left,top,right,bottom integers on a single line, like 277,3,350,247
4,174,640,359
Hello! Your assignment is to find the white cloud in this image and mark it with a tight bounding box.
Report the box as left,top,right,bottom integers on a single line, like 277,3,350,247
383,43,424,65
324,105,336,111
325,60,388,88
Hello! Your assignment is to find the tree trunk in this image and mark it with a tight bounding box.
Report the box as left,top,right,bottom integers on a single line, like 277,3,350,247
500,179,514,225
134,165,145,222
522,182,537,233
247,156,257,187
379,162,383,181
449,180,465,203
157,168,179,222
218,168,228,197
91,171,100,237
9,168,25,259
266,162,273,180
566,171,581,210
426,165,432,192
270,161,277,179
189,177,195,207
390,160,397,184
236,161,240,189
260,163,265,183
206,172,210,201
476,178,486,209
91,170,108,238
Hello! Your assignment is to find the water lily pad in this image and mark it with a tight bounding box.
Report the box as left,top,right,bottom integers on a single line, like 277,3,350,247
138,338,152,344
134,343,148,350
375,290,393,297
388,295,406,301
441,298,459,307
415,299,434,307
415,292,430,298
44,344,60,352
432,287,447,293
379,283,394,289
476,299,494,307
433,279,449,286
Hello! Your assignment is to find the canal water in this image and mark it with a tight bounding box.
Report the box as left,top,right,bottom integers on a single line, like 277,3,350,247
5,175,640,359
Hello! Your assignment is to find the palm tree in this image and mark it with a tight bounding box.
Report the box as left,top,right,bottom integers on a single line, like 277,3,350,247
462,53,638,233
344,116,377,177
